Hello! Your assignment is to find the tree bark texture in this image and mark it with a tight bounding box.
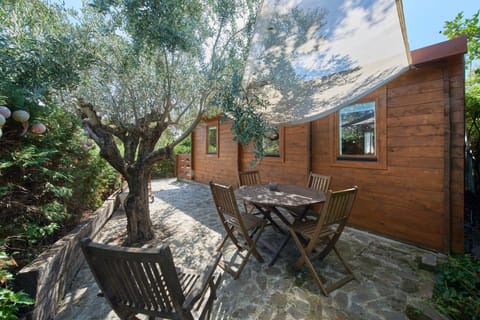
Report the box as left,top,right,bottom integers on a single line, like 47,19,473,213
124,168,154,244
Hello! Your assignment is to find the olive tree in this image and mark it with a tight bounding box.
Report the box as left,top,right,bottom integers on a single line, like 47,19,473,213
73,0,261,244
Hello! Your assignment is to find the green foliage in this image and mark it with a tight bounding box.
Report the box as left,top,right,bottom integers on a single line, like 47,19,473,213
174,136,191,154
0,252,34,320
67,0,264,242
1,0,119,264
213,71,270,162
443,10,480,72
0,0,94,102
93,0,205,53
444,11,480,195
430,255,480,319
0,103,119,265
466,84,480,154
69,147,121,210
151,158,176,179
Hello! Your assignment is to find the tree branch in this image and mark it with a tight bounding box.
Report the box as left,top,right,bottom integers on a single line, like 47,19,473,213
79,100,126,175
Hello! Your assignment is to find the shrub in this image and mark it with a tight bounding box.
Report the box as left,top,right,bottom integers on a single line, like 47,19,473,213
430,254,480,319
151,158,175,178
0,104,119,266
69,147,120,211
0,252,34,320
174,136,191,154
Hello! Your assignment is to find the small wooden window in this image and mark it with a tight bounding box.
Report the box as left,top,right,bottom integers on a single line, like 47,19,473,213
207,125,217,154
263,128,280,157
332,88,386,169
338,101,376,159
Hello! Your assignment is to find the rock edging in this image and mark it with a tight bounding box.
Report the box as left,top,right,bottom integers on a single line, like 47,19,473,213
14,191,122,320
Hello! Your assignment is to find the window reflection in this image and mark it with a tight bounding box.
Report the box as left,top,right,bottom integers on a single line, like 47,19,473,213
339,101,375,156
207,126,217,154
263,128,279,157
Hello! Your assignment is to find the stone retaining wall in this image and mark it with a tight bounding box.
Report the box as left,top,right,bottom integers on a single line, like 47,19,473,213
14,191,122,320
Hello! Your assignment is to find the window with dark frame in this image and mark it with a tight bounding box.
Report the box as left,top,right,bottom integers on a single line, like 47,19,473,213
207,125,217,154
338,101,376,160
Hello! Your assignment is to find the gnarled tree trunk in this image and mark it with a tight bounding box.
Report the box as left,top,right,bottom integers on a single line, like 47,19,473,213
123,167,154,244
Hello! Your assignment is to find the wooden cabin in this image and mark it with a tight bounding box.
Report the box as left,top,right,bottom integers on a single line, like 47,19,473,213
188,37,467,253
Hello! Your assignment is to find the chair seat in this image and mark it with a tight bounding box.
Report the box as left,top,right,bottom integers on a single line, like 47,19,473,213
227,213,265,230
80,238,222,320
178,269,222,318
291,220,336,240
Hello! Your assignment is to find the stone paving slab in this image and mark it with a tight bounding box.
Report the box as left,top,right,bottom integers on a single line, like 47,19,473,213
55,178,441,320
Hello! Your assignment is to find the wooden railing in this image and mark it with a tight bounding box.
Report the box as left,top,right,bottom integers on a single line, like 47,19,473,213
176,154,192,179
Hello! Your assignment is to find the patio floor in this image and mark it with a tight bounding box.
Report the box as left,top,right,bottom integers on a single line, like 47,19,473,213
55,178,443,320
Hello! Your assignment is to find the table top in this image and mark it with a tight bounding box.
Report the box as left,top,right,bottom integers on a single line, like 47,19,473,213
236,184,325,208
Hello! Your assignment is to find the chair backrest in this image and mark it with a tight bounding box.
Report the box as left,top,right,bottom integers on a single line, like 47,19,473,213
307,172,332,193
209,181,250,240
314,186,358,238
80,238,189,319
238,170,261,186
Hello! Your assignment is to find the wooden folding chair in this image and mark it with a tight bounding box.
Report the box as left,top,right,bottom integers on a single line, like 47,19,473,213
307,172,332,192
209,181,266,279
291,172,332,219
237,170,261,186
80,238,222,320
289,186,358,296
304,172,332,217
237,170,262,215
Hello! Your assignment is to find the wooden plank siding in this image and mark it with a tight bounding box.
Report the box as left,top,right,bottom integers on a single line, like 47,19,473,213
239,124,311,187
309,58,464,252
190,40,465,253
448,55,465,252
191,118,239,186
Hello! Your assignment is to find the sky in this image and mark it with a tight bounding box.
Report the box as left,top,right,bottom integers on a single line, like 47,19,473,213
58,0,478,50
403,0,479,50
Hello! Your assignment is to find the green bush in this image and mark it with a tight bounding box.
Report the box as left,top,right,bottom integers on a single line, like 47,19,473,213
0,104,119,266
0,252,34,320
69,147,121,211
430,254,480,319
150,136,190,179
151,158,175,178
174,136,191,154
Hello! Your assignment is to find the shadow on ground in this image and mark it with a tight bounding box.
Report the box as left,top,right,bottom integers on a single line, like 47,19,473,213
55,178,441,320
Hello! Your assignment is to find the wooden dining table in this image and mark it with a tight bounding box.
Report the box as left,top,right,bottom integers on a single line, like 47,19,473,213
236,183,325,266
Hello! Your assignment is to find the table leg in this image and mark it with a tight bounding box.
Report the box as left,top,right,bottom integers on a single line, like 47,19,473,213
255,205,286,234
268,205,311,266
268,233,291,266
271,206,293,226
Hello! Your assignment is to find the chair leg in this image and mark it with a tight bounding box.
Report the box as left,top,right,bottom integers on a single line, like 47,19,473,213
290,230,329,296
333,245,356,280
233,223,266,279
290,229,306,271
248,224,265,263
221,225,243,253
303,250,330,296
268,233,291,266
234,249,252,279
315,234,339,261
322,245,356,293
216,233,229,252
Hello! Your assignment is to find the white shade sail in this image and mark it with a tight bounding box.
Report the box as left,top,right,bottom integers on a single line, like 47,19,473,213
242,0,411,125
